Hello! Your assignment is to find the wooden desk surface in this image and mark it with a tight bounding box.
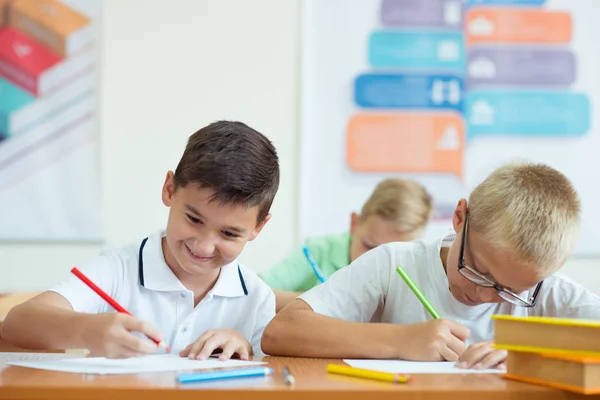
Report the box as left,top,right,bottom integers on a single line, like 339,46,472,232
0,355,592,400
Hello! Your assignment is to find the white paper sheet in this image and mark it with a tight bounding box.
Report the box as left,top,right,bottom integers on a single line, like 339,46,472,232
344,359,504,374
7,354,266,375
0,352,82,363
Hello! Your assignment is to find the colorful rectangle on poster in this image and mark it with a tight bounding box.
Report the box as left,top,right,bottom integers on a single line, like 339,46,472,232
8,0,92,57
346,112,464,178
0,27,93,96
467,47,575,87
380,0,463,30
0,70,92,137
466,8,572,45
369,31,465,70
355,73,463,110
466,0,546,6
0,76,34,135
465,91,590,138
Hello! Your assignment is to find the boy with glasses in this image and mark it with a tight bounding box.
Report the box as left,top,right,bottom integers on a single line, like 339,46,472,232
261,162,600,369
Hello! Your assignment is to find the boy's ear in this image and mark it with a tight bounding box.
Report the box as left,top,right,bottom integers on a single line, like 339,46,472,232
350,212,360,235
452,198,468,234
249,214,272,241
162,171,176,207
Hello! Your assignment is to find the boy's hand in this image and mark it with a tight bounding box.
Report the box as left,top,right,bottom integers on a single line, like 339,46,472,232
455,341,507,369
179,329,253,361
397,319,470,361
82,313,161,358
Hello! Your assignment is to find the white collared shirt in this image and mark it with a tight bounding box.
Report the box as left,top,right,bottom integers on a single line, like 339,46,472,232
299,238,600,344
50,230,275,354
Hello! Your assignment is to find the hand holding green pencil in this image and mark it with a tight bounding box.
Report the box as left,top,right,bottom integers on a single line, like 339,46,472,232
393,265,470,361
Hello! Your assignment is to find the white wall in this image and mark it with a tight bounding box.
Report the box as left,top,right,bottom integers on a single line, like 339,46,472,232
0,0,299,291
1,0,599,296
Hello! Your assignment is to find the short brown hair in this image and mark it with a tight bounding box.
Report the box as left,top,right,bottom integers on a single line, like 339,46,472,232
360,178,433,235
174,121,280,222
469,162,580,271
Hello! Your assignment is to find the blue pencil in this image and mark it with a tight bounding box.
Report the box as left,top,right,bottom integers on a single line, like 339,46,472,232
177,367,273,384
302,246,326,283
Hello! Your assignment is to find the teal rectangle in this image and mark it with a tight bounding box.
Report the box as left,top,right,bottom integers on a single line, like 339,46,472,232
0,76,35,134
368,31,465,70
465,91,590,138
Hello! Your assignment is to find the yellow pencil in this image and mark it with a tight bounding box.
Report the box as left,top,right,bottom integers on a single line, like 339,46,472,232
327,364,411,384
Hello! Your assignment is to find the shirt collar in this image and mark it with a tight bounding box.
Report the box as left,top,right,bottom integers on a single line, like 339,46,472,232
139,231,187,292
139,231,248,297
210,260,248,298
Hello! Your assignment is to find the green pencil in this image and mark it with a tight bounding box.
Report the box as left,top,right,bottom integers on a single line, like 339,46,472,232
396,266,440,319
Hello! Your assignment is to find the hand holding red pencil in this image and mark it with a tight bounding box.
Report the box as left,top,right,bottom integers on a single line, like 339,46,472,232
71,267,171,358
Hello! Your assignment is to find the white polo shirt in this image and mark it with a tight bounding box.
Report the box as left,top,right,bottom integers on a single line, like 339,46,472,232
299,238,600,344
50,230,275,355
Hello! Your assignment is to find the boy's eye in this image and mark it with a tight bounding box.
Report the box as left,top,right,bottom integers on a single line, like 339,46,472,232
186,214,201,224
223,231,240,239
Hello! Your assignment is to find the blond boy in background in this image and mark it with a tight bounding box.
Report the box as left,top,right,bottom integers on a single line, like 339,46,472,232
261,179,433,311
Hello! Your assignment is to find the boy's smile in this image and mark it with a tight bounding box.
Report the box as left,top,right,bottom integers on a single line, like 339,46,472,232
160,171,269,290
184,242,215,263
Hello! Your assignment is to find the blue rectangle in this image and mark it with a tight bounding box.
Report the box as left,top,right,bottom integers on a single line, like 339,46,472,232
466,0,545,5
355,73,463,110
465,91,590,138
368,31,465,70
0,77,34,135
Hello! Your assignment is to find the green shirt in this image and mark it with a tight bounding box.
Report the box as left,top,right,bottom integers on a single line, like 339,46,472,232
260,233,351,291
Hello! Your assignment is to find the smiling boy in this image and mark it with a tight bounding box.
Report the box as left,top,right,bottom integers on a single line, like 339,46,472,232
2,121,279,360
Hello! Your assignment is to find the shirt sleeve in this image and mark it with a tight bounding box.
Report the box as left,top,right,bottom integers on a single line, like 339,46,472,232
534,273,600,319
250,288,276,356
259,246,320,292
48,247,124,314
298,244,392,322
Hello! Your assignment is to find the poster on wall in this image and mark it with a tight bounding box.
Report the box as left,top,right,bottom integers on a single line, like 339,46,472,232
300,0,599,256
0,0,102,241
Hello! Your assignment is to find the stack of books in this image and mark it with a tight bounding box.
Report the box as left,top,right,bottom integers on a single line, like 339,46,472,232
493,315,600,394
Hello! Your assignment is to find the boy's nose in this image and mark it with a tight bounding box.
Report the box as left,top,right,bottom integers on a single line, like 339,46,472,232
195,239,216,256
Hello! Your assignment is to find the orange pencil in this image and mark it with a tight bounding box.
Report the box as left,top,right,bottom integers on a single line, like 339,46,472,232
71,267,170,353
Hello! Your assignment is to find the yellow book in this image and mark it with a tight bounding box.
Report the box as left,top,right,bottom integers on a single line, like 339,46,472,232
493,315,600,356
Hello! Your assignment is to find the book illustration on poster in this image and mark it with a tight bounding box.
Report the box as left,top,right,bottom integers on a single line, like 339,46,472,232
0,0,101,241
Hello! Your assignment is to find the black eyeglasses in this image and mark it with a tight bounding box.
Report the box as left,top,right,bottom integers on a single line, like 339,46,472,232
458,213,543,307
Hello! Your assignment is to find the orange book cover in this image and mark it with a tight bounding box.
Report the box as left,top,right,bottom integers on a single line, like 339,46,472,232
505,351,600,395
8,0,91,56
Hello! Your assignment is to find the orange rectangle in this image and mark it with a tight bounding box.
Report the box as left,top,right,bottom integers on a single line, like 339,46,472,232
8,0,91,56
346,113,464,178
466,8,571,45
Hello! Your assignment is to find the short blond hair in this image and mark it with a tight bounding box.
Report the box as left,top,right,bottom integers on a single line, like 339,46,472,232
361,178,433,235
469,162,580,271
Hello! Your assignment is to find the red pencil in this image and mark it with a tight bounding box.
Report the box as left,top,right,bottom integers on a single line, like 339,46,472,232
71,267,171,353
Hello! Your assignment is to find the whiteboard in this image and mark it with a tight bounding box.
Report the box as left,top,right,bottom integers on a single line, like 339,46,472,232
299,0,600,256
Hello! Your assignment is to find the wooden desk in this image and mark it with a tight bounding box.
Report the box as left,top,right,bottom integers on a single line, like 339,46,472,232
0,356,593,400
